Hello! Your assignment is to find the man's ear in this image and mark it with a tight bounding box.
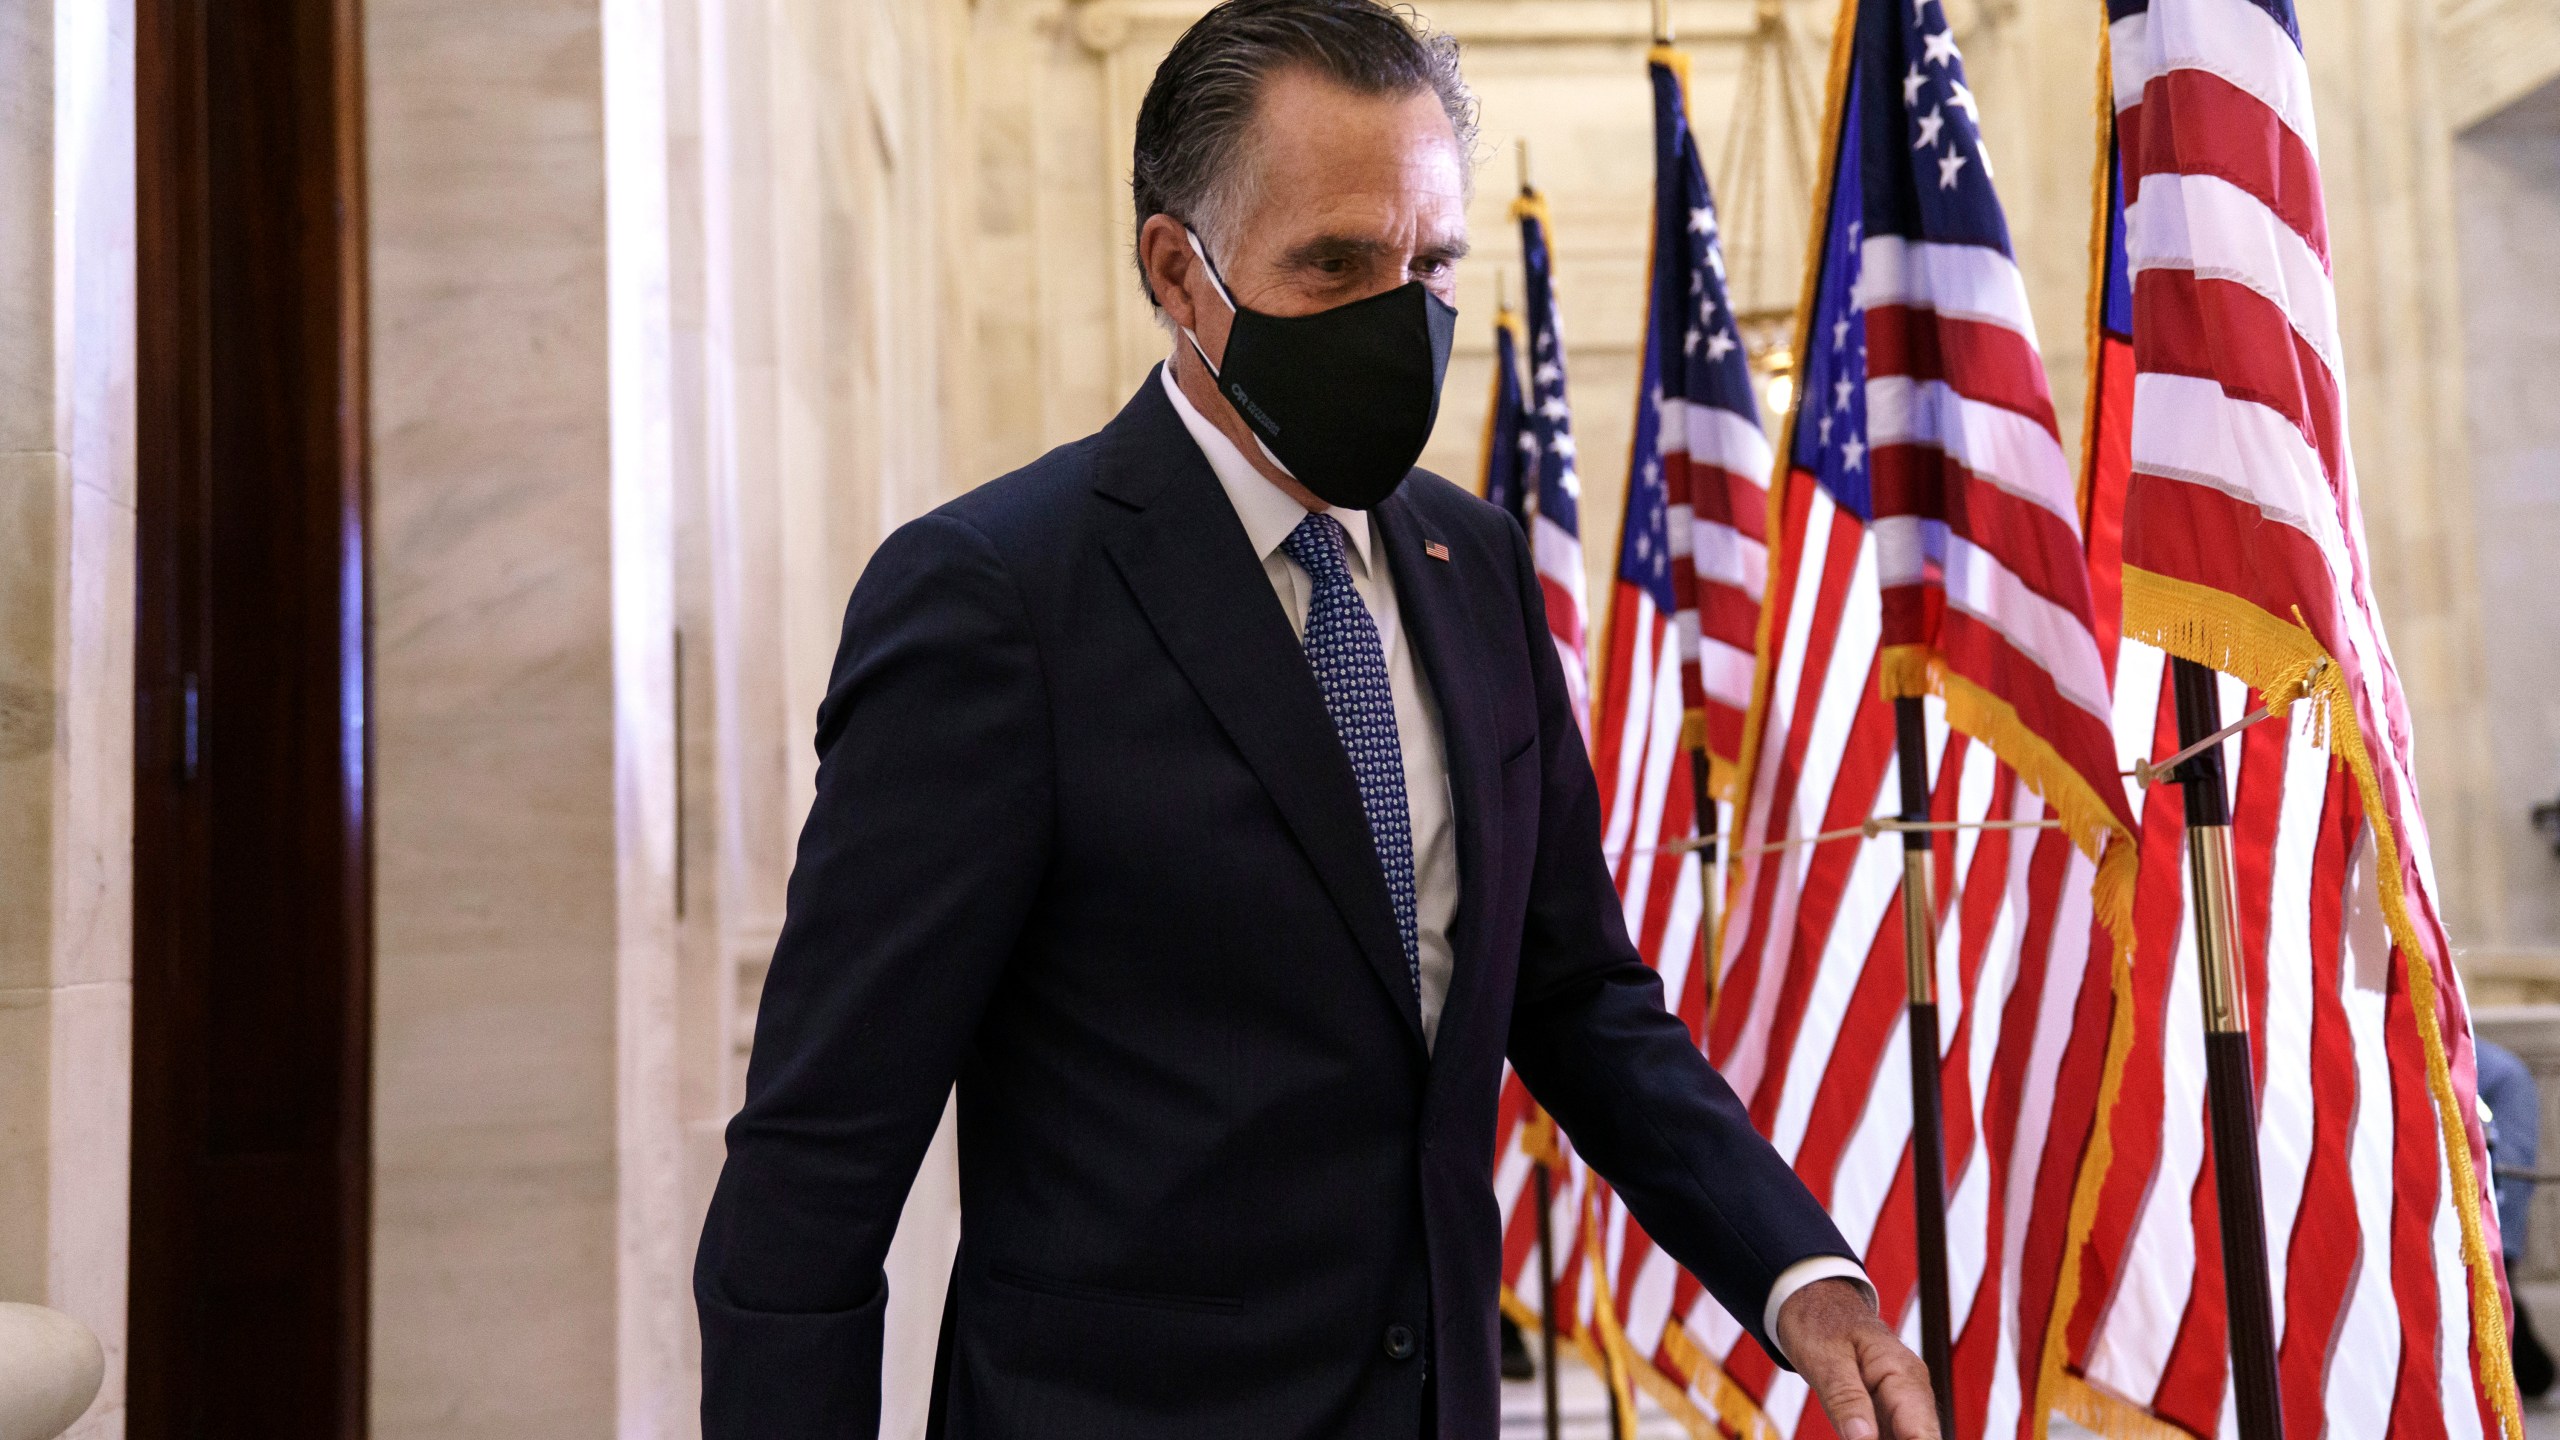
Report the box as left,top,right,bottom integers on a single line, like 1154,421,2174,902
1139,213,1203,335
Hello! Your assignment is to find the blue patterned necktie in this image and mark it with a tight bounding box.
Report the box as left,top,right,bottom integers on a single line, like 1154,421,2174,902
1279,512,1420,996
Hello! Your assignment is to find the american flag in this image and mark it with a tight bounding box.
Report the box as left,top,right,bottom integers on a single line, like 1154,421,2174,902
1486,186,1603,1353
1553,44,1838,1432
1510,47,1767,1413
1620,1,2136,1431
1588,46,1738,1122
2046,3,2522,1435
1496,185,1595,734
1632,48,1777,799
1589,42,1764,1068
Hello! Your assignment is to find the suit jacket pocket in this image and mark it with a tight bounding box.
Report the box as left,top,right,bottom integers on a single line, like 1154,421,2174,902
1501,729,1538,767
960,1259,1259,1426
983,1262,1242,1316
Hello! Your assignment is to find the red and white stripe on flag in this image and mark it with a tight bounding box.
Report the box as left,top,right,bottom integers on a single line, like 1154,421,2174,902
1613,459,2109,1438
2045,646,2504,1440
2059,0,2523,1432
1638,47,1776,794
1815,0,2139,921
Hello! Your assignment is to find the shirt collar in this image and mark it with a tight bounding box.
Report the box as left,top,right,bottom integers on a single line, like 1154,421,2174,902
1160,362,1374,577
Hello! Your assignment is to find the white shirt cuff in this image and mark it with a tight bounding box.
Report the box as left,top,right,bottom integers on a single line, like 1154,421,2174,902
1763,1256,1878,1366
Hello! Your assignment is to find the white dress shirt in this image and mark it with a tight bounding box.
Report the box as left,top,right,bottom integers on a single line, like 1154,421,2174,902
1160,364,1873,1355
1162,366,1460,1050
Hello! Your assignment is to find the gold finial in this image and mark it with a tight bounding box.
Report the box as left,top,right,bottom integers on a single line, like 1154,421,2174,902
1516,137,1532,197
1495,265,1510,313
1653,0,1674,45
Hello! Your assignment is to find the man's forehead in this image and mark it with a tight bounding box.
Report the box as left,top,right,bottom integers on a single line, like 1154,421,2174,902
1226,116,1464,254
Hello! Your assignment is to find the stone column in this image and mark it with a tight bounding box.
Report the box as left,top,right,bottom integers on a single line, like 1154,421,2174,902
0,4,137,1437
2447,45,2560,994
366,0,687,1432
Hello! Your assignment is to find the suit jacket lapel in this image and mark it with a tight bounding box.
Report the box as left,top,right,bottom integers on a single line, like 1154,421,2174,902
1371,493,1499,1067
1094,375,1426,1047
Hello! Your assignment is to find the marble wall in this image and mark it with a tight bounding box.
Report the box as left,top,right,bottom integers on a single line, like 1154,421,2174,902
365,0,634,1434
0,3,135,1436
2453,75,2560,988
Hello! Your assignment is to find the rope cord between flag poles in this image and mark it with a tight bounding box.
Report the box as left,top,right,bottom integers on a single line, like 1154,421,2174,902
1621,662,2330,871
1613,814,2063,862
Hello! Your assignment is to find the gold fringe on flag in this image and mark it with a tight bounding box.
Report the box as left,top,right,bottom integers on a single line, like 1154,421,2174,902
2118,565,2523,1439
2033,29,2137,1439
1581,1187,1642,1440
1876,644,2138,962
2033,903,2140,1440
2050,1372,2202,1440
1650,1318,1783,1439
1498,1284,1638,1423
1501,1283,1786,1440
2074,17,2119,527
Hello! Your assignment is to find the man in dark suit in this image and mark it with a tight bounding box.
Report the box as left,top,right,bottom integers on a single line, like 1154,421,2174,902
694,2,1939,1436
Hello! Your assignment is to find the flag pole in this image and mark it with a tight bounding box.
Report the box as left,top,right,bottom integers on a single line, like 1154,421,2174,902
1891,696,1959,1440
1686,734,1721,1004
2169,657,2286,1440
1532,1133,1563,1440
1633,19,1729,999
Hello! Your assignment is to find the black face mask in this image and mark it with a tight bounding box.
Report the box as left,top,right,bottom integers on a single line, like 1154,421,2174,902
1182,230,1457,510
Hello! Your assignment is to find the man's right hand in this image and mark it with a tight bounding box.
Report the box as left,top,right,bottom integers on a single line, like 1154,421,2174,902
1775,1278,1942,1440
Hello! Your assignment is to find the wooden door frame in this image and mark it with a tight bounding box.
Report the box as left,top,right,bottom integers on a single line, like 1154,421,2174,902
131,0,372,1433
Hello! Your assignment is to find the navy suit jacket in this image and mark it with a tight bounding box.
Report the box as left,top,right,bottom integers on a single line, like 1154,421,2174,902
694,372,1854,1438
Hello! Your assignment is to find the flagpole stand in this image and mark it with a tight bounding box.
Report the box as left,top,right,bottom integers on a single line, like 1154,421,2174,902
2169,658,2286,1440
1531,1120,1563,1440
1891,698,1960,1440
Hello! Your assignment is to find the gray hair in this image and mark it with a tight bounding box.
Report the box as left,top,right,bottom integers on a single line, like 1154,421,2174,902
1131,0,1478,307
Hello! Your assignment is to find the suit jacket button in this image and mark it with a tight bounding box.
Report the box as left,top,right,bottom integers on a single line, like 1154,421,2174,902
1383,1323,1418,1361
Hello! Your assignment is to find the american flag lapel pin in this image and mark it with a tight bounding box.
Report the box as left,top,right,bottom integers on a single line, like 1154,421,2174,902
1424,540,1450,563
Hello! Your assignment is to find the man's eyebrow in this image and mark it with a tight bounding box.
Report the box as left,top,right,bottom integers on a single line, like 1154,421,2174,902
1277,233,1473,267
1279,234,1397,267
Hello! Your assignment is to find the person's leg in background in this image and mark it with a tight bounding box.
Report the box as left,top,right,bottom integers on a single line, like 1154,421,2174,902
2479,1038,2553,1400
1499,1315,1534,1380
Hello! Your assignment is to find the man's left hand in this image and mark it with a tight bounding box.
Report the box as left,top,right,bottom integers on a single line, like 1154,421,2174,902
1774,1277,1941,1440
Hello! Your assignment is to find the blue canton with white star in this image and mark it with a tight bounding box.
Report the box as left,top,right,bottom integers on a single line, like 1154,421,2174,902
1791,0,2015,520
1793,80,1874,518
1281,513,1421,994
1620,56,1759,613
1857,0,2009,254
1516,202,1584,548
